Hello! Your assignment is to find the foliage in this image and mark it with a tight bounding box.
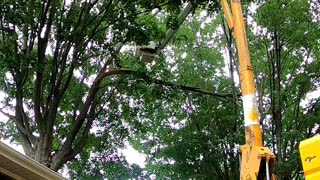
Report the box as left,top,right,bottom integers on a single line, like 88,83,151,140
0,0,224,178
0,0,319,179
128,11,244,179
249,0,320,178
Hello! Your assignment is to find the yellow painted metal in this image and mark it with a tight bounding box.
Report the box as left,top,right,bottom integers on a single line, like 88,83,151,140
299,136,320,180
240,145,276,180
229,0,262,146
221,0,277,179
221,0,234,30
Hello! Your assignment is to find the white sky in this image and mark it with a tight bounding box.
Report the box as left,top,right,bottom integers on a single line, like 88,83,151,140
119,141,146,168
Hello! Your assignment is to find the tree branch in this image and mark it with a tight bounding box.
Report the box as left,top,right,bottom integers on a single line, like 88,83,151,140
101,68,236,98
53,63,234,170
71,92,98,158
150,78,235,98
0,108,25,134
36,0,58,133
20,108,37,146
1,106,36,156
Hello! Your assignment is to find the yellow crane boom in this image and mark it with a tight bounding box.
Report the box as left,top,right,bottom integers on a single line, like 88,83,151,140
221,0,276,179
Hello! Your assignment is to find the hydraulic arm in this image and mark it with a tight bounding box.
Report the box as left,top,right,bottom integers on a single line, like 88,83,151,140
221,0,276,179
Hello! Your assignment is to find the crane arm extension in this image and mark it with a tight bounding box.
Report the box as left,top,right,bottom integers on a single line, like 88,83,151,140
221,0,276,179
221,0,234,30
159,1,193,49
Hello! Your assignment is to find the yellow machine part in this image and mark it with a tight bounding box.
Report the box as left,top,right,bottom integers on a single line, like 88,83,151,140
299,136,320,180
240,144,276,180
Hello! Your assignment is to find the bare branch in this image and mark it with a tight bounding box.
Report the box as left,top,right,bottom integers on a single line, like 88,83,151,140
0,108,15,119
100,68,236,98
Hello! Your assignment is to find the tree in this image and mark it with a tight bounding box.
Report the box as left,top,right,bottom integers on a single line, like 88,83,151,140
1,0,319,178
135,0,320,179
249,0,320,178
0,0,223,175
129,11,243,179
